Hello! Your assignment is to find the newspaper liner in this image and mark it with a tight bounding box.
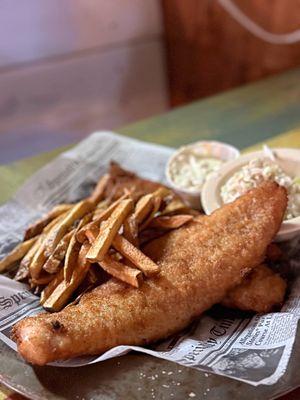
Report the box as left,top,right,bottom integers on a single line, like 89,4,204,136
0,131,299,387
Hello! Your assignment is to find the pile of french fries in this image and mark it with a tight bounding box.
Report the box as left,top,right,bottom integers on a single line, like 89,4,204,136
0,167,196,312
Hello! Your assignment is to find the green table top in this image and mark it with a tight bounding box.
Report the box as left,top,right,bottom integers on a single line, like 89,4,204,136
1,67,300,205
1,68,300,400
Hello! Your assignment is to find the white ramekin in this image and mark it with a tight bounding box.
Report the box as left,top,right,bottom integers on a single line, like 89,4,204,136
201,148,300,242
165,141,240,209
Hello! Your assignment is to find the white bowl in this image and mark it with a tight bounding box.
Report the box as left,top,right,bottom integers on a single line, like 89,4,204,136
201,148,300,242
165,141,240,209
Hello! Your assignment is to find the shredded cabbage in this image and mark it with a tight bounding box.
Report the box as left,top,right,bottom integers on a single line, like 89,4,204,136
169,153,223,191
221,158,300,220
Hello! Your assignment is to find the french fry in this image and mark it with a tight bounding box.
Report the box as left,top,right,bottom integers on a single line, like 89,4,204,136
24,204,72,240
96,199,110,209
40,268,64,305
63,215,91,282
123,215,139,246
112,234,160,277
43,280,72,312
121,188,170,242
43,279,81,312
28,213,68,279
43,230,74,274
75,274,96,297
92,200,110,220
86,199,133,262
67,267,101,307
0,237,37,273
85,227,98,244
148,215,193,229
76,195,128,243
15,234,46,281
135,188,170,231
43,213,67,233
14,263,30,282
44,200,94,256
99,254,142,288
140,196,161,231
77,223,97,244
160,197,187,215
43,242,91,311
29,242,49,280
4,170,197,312
134,194,154,224
153,187,171,200
76,202,115,243
31,274,53,286
89,174,110,205
160,197,199,216
78,241,92,266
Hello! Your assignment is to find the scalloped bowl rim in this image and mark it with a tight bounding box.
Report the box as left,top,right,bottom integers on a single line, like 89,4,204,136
165,140,240,210
201,148,300,242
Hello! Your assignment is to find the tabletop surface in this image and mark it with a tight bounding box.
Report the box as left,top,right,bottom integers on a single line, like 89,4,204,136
0,68,300,400
1,67,300,206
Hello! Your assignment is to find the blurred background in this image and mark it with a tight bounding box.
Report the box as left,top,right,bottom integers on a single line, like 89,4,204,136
1,0,300,163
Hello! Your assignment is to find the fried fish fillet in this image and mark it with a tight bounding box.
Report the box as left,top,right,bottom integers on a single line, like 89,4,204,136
105,162,163,200
221,263,287,313
12,182,287,365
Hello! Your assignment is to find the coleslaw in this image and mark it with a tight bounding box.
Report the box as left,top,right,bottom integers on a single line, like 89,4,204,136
221,158,300,220
169,153,223,191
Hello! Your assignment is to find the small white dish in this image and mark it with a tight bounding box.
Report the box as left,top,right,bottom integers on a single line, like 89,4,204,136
165,141,240,209
201,148,300,242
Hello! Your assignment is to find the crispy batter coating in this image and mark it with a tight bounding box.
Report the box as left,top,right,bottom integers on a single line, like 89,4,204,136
105,162,163,200
221,264,287,313
12,182,287,365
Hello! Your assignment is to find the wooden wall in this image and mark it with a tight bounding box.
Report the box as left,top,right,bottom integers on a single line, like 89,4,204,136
0,0,168,161
162,0,300,106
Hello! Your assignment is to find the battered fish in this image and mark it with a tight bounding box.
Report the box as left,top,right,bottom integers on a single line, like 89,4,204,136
221,263,287,313
105,162,163,200
12,182,287,365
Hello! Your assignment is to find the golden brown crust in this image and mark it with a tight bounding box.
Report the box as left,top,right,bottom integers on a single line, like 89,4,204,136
221,264,287,313
12,182,287,365
104,162,164,200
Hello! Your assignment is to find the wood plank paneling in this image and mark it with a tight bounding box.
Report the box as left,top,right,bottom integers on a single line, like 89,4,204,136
0,0,163,68
162,0,300,106
0,40,168,162
0,0,168,163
